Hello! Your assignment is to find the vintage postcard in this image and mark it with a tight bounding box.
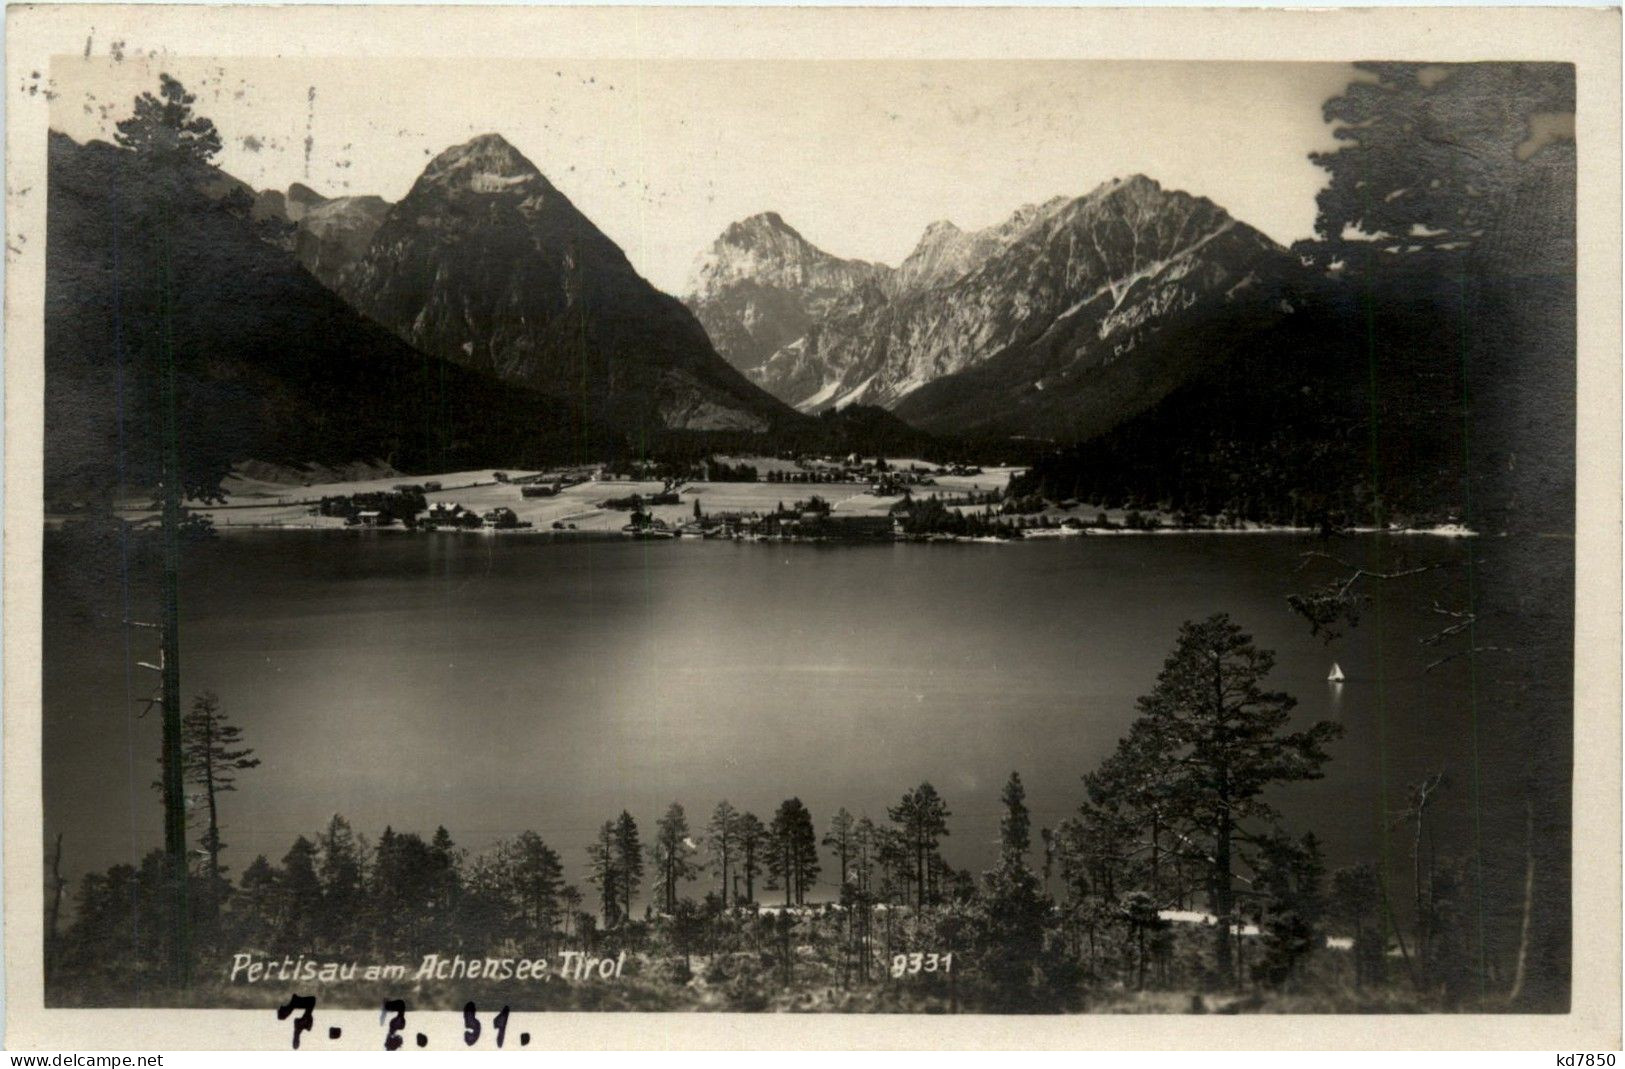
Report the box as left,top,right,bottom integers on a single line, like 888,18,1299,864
4,4,1620,1051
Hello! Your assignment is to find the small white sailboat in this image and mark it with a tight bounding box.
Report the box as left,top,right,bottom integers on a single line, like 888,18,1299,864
1327,662,1345,683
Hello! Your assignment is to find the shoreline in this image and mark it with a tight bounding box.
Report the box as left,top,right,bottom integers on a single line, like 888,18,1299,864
67,462,1481,543
74,520,1483,542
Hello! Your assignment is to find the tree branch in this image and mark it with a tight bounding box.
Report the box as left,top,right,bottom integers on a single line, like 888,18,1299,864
1424,645,1514,672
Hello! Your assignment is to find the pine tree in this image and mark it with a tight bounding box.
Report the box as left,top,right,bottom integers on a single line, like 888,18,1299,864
179,691,259,918
428,826,461,923
114,74,223,169
613,811,643,923
852,816,880,894
559,885,583,936
768,799,820,905
1254,830,1326,988
1119,890,1166,991
999,774,1030,861
314,814,363,946
237,854,279,947
650,803,699,913
1301,64,1573,273
1084,717,1183,906
794,806,821,903
460,848,510,946
822,808,858,889
116,78,228,985
735,812,766,904
370,828,437,952
278,836,322,949
511,831,564,938
705,801,740,908
888,783,951,908
1330,863,1384,989
976,771,1052,1008
586,821,620,926
1130,614,1342,984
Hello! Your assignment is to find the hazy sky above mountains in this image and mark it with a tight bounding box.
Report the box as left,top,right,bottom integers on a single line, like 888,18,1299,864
51,57,1357,294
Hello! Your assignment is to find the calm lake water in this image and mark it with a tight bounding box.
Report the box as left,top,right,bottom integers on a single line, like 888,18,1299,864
43,530,1571,940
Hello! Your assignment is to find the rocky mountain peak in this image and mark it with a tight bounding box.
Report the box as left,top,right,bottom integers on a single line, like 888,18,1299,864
686,212,888,301
1113,173,1161,192
708,211,814,262
338,135,789,435
725,211,793,237
683,211,895,375
418,133,549,194
1086,174,1213,219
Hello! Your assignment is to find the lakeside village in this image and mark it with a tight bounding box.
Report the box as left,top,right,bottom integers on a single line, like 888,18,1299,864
302,452,1152,544
312,454,1046,545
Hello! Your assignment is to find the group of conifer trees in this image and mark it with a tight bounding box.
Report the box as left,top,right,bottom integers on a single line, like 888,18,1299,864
51,613,1392,1011
49,614,1516,1011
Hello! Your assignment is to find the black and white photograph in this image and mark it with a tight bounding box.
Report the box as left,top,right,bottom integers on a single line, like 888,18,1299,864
5,4,1619,1047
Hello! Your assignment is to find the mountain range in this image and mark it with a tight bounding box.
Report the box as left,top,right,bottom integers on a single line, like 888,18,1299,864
46,123,1526,528
43,126,1334,500
685,176,1304,442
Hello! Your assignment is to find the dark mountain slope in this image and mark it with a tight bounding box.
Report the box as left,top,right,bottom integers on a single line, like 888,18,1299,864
893,256,1298,443
884,177,1304,439
45,131,619,501
1008,263,1554,530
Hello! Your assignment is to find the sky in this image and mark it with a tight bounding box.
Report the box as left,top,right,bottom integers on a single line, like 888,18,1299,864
49,56,1357,295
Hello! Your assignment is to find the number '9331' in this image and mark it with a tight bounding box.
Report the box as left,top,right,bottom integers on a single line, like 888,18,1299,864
890,952,953,978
